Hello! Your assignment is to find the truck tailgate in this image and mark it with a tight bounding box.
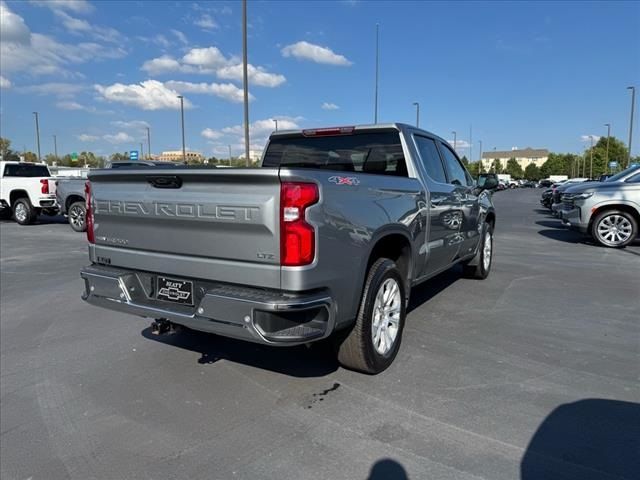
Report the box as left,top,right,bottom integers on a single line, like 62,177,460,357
88,168,281,288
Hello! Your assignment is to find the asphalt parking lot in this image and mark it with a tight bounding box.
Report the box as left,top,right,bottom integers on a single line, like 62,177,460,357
1,188,639,480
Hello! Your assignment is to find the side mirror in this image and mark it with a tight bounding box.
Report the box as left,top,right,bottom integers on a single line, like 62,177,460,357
481,177,498,190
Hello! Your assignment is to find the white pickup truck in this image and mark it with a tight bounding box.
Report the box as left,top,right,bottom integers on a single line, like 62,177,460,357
0,161,58,225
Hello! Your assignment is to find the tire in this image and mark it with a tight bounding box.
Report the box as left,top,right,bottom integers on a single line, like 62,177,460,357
68,201,87,232
337,258,406,374
12,198,36,225
591,210,638,248
463,222,494,279
0,208,11,220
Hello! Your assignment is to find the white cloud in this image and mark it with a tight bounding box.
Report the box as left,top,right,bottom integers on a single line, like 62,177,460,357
141,55,186,75
77,133,98,142
0,76,12,89
165,80,251,103
182,46,228,70
111,120,150,130
281,41,352,66
321,102,339,110
194,13,217,30
94,80,192,110
448,139,471,150
581,135,601,143
1,3,126,77
53,10,121,43
31,0,94,14
103,132,134,144
17,82,85,98
222,117,301,136
216,63,286,88
137,34,170,48
171,29,188,45
1,1,30,44
56,100,94,111
201,128,224,140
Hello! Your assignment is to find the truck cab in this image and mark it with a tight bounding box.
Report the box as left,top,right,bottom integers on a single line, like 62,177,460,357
0,161,58,224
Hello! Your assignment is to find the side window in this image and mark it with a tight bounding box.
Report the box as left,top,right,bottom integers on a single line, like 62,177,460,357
625,172,640,183
414,136,447,183
439,143,471,186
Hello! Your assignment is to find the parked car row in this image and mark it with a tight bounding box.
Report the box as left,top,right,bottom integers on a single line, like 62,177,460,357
539,166,640,247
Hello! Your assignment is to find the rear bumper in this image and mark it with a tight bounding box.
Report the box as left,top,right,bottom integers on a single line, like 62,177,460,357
80,264,336,346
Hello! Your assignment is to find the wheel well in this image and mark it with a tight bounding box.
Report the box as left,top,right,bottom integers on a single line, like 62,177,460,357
9,190,29,206
66,194,85,210
366,234,412,291
485,211,496,229
589,204,640,231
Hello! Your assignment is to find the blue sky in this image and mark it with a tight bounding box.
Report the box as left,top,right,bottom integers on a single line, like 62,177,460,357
1,0,639,160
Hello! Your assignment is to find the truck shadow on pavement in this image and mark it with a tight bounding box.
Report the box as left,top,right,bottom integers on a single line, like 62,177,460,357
141,326,339,377
407,267,462,313
520,398,640,480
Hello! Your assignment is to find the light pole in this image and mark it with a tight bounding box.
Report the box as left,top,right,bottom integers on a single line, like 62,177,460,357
273,118,278,132
604,123,611,171
589,135,594,179
242,0,250,166
140,142,144,160
452,131,457,152
627,86,635,167
146,126,151,160
412,102,419,127
33,112,41,162
478,140,483,173
177,95,186,163
374,23,379,124
53,134,58,158
228,144,232,165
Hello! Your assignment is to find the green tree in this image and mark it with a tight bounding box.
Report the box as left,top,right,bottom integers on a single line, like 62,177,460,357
460,155,469,165
0,137,20,161
491,159,503,174
505,158,524,178
524,164,541,180
110,152,130,162
466,161,481,177
23,151,38,162
43,154,60,165
583,136,629,176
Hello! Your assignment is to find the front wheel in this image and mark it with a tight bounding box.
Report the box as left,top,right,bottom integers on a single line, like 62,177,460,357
13,198,36,225
337,258,406,374
68,201,87,232
591,210,637,248
463,222,494,279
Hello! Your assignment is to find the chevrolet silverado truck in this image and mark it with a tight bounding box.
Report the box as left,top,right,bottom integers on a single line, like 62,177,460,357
0,161,58,224
80,124,497,374
559,165,640,247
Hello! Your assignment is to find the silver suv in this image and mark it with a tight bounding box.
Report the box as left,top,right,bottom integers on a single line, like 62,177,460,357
560,166,640,247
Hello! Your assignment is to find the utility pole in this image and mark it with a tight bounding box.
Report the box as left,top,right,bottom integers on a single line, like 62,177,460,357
33,112,41,162
242,0,250,166
146,126,151,160
589,135,594,179
53,134,58,158
273,118,278,132
469,124,472,166
452,131,457,152
140,142,144,160
228,144,232,165
604,123,611,171
478,140,483,173
412,102,419,127
374,23,379,124
627,86,635,167
177,95,186,163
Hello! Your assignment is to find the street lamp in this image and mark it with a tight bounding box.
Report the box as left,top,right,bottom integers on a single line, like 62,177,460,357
140,142,144,160
412,102,420,127
452,131,457,151
604,123,611,171
32,112,41,162
53,134,57,158
478,140,483,173
177,95,186,163
273,118,278,132
374,23,379,124
228,144,232,165
242,0,250,166
146,126,151,160
627,86,635,167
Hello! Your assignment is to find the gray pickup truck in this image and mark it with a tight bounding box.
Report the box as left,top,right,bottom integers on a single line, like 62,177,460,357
80,124,497,374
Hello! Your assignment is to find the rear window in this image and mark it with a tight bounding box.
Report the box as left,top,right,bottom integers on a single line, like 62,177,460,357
3,163,50,177
263,131,407,176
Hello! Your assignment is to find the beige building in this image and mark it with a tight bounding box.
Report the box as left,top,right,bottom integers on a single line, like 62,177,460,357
481,147,549,171
156,150,205,163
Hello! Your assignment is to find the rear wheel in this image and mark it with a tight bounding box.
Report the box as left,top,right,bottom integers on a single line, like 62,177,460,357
68,201,87,232
12,198,36,225
337,258,406,374
591,210,637,248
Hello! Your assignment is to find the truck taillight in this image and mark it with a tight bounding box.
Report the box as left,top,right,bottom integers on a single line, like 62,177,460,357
85,181,95,244
40,179,49,194
280,182,319,266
